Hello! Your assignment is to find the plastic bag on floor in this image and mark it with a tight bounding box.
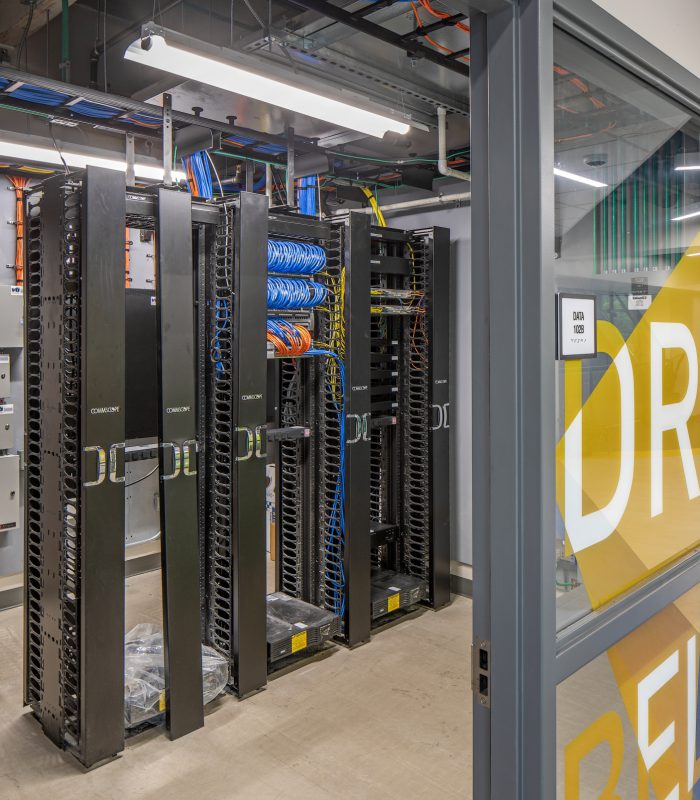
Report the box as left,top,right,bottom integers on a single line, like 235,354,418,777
124,623,229,728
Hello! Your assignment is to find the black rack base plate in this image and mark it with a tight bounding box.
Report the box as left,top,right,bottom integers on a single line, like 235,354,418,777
370,569,428,620
266,593,340,663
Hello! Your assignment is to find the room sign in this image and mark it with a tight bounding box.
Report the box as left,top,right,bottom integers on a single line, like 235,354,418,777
557,293,597,360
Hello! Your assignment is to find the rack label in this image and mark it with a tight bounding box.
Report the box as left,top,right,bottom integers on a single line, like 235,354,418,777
387,593,400,613
291,630,308,653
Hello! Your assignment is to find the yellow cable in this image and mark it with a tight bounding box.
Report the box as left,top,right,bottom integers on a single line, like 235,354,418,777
361,187,386,227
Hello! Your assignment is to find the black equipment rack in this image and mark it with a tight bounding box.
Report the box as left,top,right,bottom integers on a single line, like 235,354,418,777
201,192,269,698
202,206,349,686
24,168,127,766
262,214,346,666
267,212,346,665
24,169,212,766
343,222,451,631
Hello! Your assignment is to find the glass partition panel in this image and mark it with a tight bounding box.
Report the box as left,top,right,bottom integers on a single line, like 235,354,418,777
557,582,700,797
554,30,700,631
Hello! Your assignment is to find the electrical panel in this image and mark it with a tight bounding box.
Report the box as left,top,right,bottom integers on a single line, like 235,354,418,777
0,354,10,397
0,454,19,531
0,404,15,450
0,286,23,348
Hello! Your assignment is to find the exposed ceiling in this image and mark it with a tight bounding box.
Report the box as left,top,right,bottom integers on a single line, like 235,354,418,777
0,0,77,49
13,0,469,127
554,31,695,239
0,0,471,194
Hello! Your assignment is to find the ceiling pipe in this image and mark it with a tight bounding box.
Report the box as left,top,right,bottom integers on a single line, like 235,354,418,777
437,106,469,182
60,0,70,82
333,191,471,217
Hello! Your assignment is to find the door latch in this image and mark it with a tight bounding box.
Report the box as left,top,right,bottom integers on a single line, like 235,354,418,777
472,640,491,708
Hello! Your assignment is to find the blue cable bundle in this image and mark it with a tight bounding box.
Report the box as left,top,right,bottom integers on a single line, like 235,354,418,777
267,277,328,309
210,298,229,376
8,83,69,107
123,112,162,127
224,135,285,156
306,348,346,616
298,176,317,216
182,150,213,198
267,239,326,274
69,99,121,118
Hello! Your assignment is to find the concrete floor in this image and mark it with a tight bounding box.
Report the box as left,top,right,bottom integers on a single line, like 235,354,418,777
0,571,472,800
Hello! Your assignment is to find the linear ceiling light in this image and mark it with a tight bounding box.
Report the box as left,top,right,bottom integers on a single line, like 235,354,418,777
671,207,700,222
553,167,608,188
674,153,700,171
0,140,185,181
124,34,411,139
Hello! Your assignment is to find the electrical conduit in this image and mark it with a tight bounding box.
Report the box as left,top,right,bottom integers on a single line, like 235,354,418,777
437,106,470,182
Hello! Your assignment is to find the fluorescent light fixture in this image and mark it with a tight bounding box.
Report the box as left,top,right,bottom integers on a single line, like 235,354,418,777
672,208,700,222
124,34,411,139
0,140,185,182
674,153,700,171
553,167,607,188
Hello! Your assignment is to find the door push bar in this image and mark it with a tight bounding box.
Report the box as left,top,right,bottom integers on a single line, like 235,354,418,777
83,439,199,486
346,413,371,445
235,425,267,460
235,426,254,461
431,402,450,431
160,440,198,479
83,443,126,487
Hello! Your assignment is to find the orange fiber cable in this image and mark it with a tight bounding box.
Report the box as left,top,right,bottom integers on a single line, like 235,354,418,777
418,0,470,32
410,3,470,62
7,175,28,285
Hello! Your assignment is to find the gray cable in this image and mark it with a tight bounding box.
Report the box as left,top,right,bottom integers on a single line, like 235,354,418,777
48,121,69,175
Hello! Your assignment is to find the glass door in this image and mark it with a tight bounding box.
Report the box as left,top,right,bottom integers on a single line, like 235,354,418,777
471,0,700,797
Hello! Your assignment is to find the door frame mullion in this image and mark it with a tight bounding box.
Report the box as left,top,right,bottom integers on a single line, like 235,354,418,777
471,0,556,797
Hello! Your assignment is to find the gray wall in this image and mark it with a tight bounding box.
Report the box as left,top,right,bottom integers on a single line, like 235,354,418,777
594,0,700,78
384,202,472,565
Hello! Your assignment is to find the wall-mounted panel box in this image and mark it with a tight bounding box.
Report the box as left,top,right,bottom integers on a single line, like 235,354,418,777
0,404,15,450
0,287,23,348
0,354,10,398
0,454,19,531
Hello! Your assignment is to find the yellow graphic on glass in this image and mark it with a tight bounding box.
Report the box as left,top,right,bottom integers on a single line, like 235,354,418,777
557,235,700,609
562,582,700,799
